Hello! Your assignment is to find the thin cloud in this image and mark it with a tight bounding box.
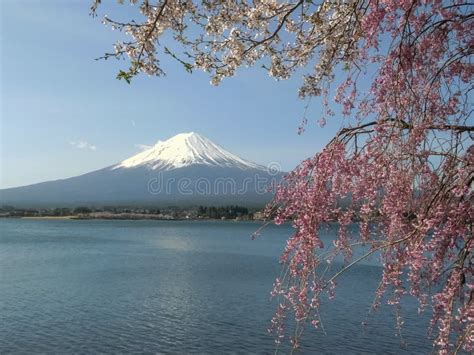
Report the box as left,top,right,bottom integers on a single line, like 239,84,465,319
70,140,97,151
135,143,152,151
131,120,136,127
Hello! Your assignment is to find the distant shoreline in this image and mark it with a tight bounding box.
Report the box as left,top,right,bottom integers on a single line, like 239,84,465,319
4,215,266,222
21,216,77,220
0,205,266,221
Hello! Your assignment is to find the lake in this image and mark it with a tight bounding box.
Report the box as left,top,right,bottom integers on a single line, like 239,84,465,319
0,219,434,353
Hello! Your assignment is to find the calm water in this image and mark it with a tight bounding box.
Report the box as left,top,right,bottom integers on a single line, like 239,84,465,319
0,219,433,354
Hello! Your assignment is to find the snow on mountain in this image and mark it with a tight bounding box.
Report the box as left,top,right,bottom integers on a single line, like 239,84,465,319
113,132,264,171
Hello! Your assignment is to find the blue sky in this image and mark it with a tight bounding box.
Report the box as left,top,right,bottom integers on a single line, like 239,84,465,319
1,0,344,189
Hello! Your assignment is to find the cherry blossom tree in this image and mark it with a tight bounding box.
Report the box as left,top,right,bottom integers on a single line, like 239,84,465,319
92,0,473,353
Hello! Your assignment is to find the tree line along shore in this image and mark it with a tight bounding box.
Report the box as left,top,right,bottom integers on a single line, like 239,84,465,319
0,205,266,221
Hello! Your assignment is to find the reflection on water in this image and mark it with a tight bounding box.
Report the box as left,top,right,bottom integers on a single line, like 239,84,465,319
0,219,432,353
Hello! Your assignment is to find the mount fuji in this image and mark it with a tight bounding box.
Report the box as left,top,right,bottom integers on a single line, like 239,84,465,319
1,133,283,207
113,132,264,171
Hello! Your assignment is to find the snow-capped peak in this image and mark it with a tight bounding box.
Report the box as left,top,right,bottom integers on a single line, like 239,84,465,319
113,132,264,171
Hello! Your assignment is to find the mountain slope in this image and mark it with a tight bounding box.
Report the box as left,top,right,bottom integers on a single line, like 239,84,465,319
1,133,282,207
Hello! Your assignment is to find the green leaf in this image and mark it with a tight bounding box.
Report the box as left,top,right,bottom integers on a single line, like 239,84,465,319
116,70,132,84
